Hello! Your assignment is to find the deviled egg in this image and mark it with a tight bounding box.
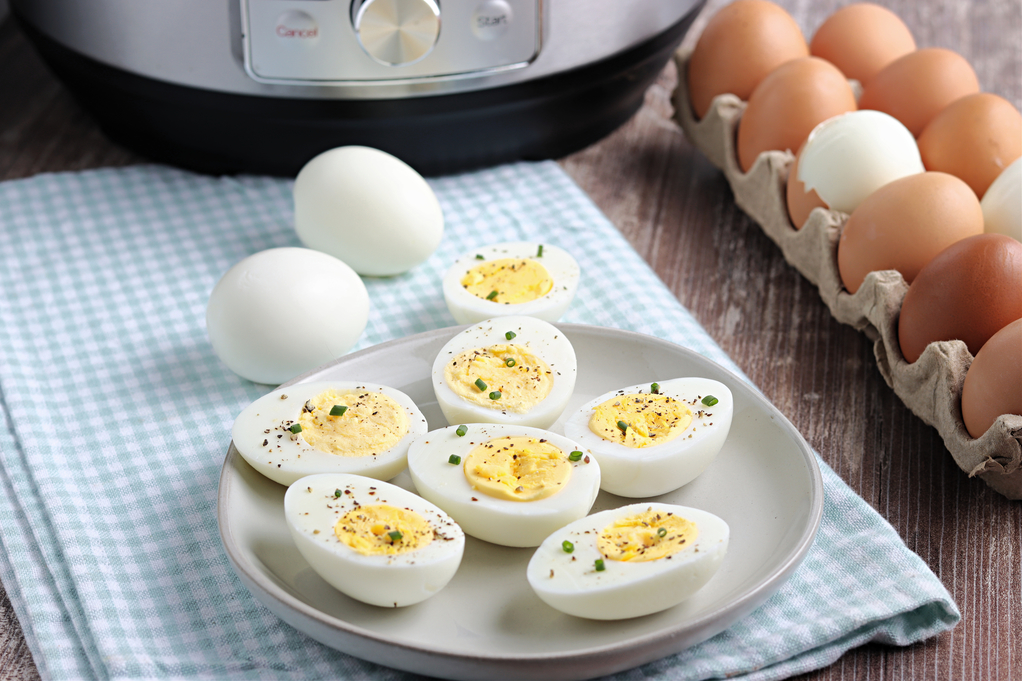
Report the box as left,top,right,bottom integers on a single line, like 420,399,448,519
284,473,464,607
563,378,733,497
527,503,729,620
232,381,428,485
432,316,577,429
442,241,580,324
407,424,601,547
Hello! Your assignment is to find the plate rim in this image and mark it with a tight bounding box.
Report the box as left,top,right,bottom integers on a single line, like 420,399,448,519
217,323,824,672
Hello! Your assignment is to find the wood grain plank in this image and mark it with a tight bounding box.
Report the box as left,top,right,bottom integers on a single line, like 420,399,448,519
0,586,37,681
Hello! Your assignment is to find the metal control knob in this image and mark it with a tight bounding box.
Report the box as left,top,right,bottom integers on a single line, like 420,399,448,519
352,0,441,66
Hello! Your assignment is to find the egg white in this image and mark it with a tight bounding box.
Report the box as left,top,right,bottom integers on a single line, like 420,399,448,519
432,316,577,429
206,247,369,385
526,503,729,620
293,146,444,277
232,381,428,486
407,424,601,547
563,377,733,497
284,473,465,607
442,241,580,325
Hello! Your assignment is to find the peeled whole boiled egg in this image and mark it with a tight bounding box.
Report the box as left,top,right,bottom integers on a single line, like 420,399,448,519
406,424,601,547
442,241,580,325
526,503,729,620
284,473,464,607
232,381,428,486
293,146,444,276
432,316,577,429
982,158,1022,242
797,110,924,216
206,247,369,385
563,378,734,498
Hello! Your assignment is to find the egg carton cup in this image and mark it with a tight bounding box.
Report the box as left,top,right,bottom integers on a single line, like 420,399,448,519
670,49,1022,500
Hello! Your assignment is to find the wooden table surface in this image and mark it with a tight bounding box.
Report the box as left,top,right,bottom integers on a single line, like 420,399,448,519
1,1,1019,679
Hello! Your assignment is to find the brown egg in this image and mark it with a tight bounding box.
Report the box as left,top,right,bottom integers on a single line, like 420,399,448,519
897,234,1022,364
961,319,1022,438
810,3,916,85
837,172,984,294
737,57,857,172
786,142,828,229
687,0,809,120
858,48,980,137
918,93,1022,199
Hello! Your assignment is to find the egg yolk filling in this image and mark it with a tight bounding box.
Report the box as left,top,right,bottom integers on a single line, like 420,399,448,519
598,509,698,563
444,344,553,413
461,258,553,304
464,436,571,501
588,393,692,448
298,389,409,457
334,504,434,556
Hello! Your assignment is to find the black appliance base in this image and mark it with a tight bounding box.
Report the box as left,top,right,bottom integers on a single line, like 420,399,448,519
15,5,702,177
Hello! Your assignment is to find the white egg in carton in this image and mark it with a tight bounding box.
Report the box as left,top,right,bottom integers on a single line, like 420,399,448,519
670,49,1021,499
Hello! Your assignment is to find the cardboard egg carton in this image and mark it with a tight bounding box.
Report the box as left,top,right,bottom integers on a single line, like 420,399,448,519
670,49,1022,499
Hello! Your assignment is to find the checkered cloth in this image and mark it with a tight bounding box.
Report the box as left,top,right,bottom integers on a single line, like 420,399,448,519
0,162,957,680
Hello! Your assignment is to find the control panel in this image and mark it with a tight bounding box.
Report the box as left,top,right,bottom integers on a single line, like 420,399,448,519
242,0,540,83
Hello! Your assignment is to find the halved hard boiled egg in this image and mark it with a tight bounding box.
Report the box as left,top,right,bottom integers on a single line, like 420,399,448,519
563,378,733,497
432,316,577,429
527,503,729,620
442,241,580,324
284,473,465,607
407,424,601,547
232,381,428,486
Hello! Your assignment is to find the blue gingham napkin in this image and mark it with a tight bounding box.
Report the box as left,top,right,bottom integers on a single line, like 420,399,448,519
0,162,957,680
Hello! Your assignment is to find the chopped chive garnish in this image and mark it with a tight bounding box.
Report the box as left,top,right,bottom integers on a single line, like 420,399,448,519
562,540,574,553
657,527,667,538
489,391,502,400
505,331,516,340
329,404,347,416
651,382,660,394
486,290,498,300
388,530,403,542
537,244,544,257
475,254,485,260
448,454,462,465
289,423,302,433
456,425,468,437
505,358,516,367
334,489,343,498
474,378,487,391
569,451,583,462
594,559,606,572
617,421,628,433
701,395,719,406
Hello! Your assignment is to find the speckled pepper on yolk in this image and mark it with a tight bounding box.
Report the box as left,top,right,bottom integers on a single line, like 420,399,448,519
460,258,553,304
298,389,409,457
598,509,699,562
589,394,692,448
334,504,434,556
463,436,571,502
444,344,553,413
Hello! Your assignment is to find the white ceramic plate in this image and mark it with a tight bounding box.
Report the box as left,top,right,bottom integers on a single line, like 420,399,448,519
218,324,823,680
